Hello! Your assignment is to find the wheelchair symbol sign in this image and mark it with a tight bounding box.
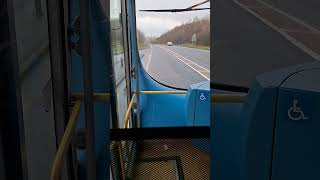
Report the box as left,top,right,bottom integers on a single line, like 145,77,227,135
200,93,206,101
288,99,308,121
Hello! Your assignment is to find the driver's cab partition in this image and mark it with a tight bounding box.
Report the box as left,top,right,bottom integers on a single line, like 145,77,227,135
212,61,320,180
109,127,210,180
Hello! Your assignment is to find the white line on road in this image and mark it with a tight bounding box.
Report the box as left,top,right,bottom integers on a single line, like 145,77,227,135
146,45,153,71
166,47,210,72
178,55,210,72
176,45,210,52
159,45,210,81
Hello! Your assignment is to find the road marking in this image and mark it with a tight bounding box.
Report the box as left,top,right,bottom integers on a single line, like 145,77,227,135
146,45,153,71
180,57,210,72
177,45,210,52
166,48,210,72
234,0,320,61
159,45,210,81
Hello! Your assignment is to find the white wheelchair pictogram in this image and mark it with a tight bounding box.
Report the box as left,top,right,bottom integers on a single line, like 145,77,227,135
200,93,206,101
288,99,308,120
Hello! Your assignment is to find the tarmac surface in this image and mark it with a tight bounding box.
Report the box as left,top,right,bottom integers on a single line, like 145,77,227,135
140,45,210,89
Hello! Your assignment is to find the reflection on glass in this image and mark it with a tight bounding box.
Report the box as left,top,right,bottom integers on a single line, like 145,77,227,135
213,0,318,87
111,0,129,128
11,0,56,179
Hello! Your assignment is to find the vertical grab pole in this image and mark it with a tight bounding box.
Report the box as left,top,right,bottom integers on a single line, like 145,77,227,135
132,0,141,127
79,0,96,179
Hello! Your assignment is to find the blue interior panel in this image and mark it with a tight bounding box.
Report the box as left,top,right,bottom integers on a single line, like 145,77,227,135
70,0,111,179
212,61,320,180
272,69,320,180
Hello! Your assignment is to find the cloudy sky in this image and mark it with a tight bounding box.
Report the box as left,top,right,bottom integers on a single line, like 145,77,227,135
136,0,210,37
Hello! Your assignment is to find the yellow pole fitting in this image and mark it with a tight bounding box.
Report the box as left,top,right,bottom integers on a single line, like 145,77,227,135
72,93,110,102
50,101,81,180
210,94,247,103
124,93,136,128
136,90,187,94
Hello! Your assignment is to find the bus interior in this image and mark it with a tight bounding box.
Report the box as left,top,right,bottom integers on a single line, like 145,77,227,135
1,0,320,180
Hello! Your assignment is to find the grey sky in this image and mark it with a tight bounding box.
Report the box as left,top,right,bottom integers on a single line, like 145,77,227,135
136,0,210,37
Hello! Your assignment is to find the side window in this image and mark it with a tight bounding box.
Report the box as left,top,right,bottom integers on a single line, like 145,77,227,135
10,0,57,179
110,0,130,128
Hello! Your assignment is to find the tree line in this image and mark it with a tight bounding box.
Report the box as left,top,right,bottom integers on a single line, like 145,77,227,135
155,16,210,46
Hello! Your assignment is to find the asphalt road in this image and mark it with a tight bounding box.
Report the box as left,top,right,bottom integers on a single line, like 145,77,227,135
140,45,210,89
213,0,317,87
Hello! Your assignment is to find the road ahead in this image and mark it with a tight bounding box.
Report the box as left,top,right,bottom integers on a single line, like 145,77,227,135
140,45,210,89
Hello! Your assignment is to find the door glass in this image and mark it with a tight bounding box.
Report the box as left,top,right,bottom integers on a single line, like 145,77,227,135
110,0,130,128
11,0,57,179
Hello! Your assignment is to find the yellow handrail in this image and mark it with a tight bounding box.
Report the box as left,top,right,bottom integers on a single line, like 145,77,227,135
72,92,110,102
137,90,187,94
136,91,247,103
50,101,81,180
211,94,247,103
51,91,247,180
118,142,125,179
71,92,247,103
116,93,137,180
110,142,125,180
124,93,136,128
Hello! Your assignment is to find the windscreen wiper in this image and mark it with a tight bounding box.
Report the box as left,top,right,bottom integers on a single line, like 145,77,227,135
139,0,209,12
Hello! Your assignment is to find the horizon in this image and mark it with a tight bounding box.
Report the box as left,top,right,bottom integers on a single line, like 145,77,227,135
136,0,210,37
143,15,210,39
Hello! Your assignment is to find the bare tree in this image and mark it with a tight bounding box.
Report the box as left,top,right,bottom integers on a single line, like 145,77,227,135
156,17,209,46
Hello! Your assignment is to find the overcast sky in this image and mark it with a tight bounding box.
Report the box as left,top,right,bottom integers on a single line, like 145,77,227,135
136,0,210,37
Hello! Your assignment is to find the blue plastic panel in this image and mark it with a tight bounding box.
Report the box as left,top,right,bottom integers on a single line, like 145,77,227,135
186,81,210,126
195,82,210,126
212,62,320,180
70,0,111,179
272,69,320,180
